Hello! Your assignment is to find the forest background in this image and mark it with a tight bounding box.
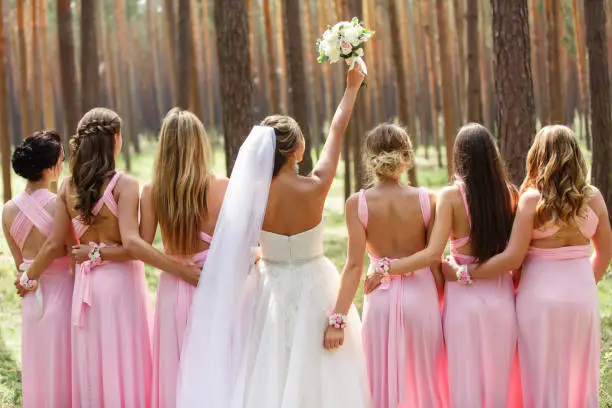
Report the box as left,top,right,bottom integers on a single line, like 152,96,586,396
0,0,611,406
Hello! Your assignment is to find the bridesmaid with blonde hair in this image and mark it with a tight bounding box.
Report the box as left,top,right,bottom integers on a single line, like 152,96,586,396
140,108,228,407
22,108,197,407
451,125,612,407
3,130,72,407
325,123,448,408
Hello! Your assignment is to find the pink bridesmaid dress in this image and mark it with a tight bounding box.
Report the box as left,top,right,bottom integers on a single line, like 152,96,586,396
360,188,449,408
10,189,73,408
445,182,521,408
517,197,600,408
70,172,153,407
151,232,211,408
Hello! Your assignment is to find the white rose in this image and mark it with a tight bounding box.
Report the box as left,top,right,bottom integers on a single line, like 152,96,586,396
340,39,353,56
344,25,361,46
328,46,341,63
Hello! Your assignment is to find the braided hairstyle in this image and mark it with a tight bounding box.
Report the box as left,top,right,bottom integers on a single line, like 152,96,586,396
70,108,122,225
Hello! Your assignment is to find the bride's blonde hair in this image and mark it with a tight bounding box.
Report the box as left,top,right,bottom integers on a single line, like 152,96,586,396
521,125,591,228
151,108,212,255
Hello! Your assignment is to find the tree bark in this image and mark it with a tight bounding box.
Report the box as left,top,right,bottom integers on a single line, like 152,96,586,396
215,0,254,175
453,0,466,123
0,0,11,201
80,0,99,113
40,0,55,130
176,0,191,110
546,0,565,123
573,0,591,148
491,0,536,185
30,0,41,131
263,0,280,113
585,0,612,219
164,0,177,105
389,0,418,185
275,0,287,113
57,0,78,151
202,0,217,129
423,0,442,168
436,0,456,177
114,0,132,169
467,0,483,123
283,0,313,175
17,0,29,139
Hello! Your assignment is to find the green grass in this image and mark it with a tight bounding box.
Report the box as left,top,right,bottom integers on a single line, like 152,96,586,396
0,140,610,406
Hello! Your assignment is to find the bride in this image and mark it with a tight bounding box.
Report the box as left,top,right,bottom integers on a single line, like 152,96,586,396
177,67,370,408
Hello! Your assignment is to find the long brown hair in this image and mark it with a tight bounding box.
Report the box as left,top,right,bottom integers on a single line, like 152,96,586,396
521,125,591,227
151,108,212,255
70,108,121,225
453,123,517,262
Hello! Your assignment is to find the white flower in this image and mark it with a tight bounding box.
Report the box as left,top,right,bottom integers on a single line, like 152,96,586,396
355,48,364,57
328,46,341,63
344,25,362,46
340,39,353,56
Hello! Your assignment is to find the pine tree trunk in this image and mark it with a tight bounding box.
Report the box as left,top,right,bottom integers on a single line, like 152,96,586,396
467,0,483,123
147,0,165,118
80,0,99,113
114,0,132,170
215,0,254,174
479,0,493,131
573,0,591,148
453,0,466,123
202,0,217,129
176,0,191,110
491,0,536,185
29,0,41,131
302,0,320,150
0,0,11,201
546,0,564,123
57,0,78,152
283,0,313,175
263,0,280,113
423,0,442,168
164,0,177,105
39,0,54,130
275,0,287,113
585,0,612,219
389,0,417,185
436,0,456,177
17,0,29,139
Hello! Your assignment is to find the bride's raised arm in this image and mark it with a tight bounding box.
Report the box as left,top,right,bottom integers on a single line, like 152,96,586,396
312,68,364,189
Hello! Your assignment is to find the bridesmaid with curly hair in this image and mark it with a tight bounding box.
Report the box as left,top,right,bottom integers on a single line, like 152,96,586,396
455,125,612,407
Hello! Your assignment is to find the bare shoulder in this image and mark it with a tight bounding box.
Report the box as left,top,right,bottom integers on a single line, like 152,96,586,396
438,185,461,203
519,188,541,209
116,173,139,199
2,199,17,224
586,185,607,213
209,175,230,193
140,183,153,202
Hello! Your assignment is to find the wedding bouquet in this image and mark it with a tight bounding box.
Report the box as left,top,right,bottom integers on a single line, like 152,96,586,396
316,17,374,75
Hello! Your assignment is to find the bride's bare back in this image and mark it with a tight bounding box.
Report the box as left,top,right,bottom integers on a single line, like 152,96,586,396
262,68,364,236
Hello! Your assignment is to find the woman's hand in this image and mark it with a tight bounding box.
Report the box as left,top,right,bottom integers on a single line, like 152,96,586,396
179,264,202,286
347,66,365,90
13,273,28,297
71,244,90,264
363,273,383,294
441,257,460,282
323,326,345,350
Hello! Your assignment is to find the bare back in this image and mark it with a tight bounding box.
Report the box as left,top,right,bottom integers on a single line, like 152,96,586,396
447,186,475,258
140,175,228,256
361,184,435,259
263,172,327,236
65,176,123,245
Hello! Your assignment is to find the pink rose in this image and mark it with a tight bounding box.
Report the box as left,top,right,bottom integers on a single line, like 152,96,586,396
340,39,352,56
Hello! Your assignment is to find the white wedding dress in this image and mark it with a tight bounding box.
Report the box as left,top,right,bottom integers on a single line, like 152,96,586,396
177,126,371,408
234,222,372,408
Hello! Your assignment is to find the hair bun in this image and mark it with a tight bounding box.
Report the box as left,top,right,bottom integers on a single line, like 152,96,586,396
12,131,62,181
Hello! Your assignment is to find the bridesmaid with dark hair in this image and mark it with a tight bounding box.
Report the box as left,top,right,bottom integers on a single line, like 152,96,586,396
386,124,521,407
22,108,197,407
3,130,72,408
